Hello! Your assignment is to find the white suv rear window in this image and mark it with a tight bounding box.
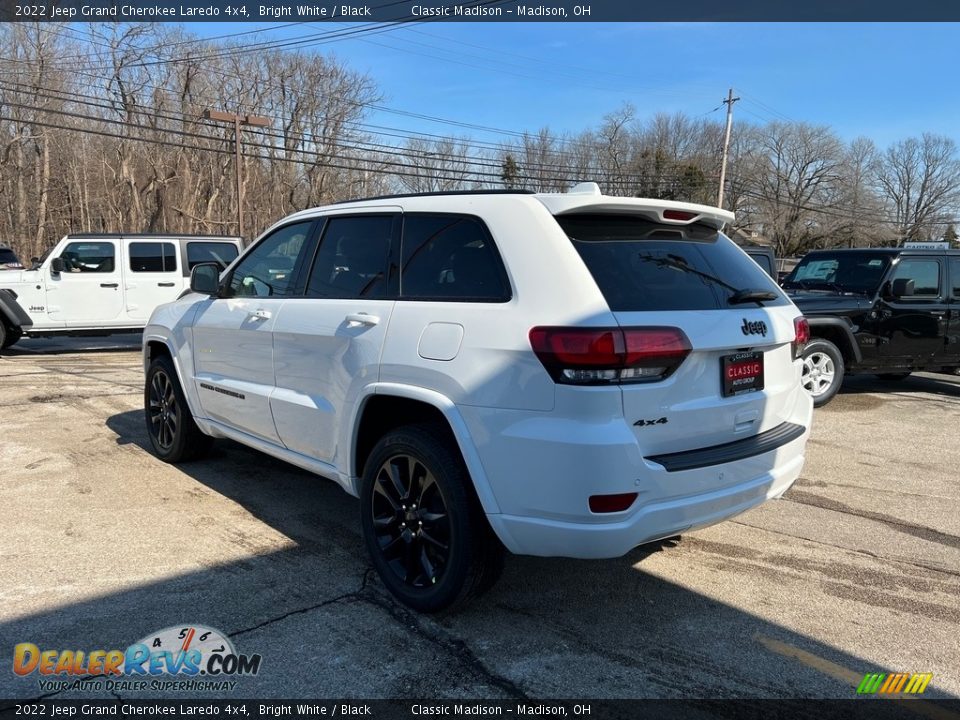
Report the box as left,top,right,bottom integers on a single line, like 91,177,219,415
557,214,787,312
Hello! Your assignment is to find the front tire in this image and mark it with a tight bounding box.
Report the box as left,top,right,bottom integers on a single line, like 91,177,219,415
360,423,503,613
145,355,212,462
801,338,845,407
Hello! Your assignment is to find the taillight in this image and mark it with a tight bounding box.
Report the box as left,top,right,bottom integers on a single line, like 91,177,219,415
529,326,691,385
793,316,810,360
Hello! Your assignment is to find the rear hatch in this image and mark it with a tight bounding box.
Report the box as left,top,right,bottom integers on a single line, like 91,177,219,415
555,213,800,458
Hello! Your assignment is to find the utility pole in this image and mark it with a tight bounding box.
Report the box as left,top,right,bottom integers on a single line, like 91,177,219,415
717,88,740,210
203,109,270,239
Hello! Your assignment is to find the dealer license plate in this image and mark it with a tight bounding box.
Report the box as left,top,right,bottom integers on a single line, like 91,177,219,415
721,351,764,397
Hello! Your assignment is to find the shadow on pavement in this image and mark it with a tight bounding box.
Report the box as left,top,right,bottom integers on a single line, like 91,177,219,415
2,334,143,357
0,408,954,706
838,372,960,401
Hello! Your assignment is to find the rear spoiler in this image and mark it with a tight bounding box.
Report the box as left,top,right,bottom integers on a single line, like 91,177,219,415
535,183,735,231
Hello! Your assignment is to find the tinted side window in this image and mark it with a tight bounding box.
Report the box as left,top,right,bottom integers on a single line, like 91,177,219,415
59,241,115,273
784,252,891,294
558,215,787,312
891,259,941,297
228,223,312,298
401,214,510,302
305,216,393,299
130,242,177,273
950,258,960,298
187,242,240,271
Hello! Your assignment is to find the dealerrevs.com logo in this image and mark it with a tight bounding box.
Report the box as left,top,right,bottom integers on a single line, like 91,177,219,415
12,624,262,693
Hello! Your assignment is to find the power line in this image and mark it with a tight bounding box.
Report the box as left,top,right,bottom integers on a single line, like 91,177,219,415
48,21,313,63
0,70,727,170
0,46,575,147
11,3,509,73
338,23,717,98
9,99,931,229
0,89,721,189
1,22,726,151
736,92,797,124
727,181,953,228
0,100,584,186
0,110,511,186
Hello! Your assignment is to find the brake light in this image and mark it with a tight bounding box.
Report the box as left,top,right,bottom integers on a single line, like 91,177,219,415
793,316,810,360
529,326,691,385
662,209,698,222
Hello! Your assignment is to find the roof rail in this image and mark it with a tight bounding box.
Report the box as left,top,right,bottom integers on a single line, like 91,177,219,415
331,189,536,204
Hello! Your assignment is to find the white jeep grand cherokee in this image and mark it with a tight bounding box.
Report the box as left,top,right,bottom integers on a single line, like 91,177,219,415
143,183,812,612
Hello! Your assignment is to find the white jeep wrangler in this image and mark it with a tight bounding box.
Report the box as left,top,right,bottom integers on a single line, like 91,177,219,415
143,185,812,612
0,233,242,350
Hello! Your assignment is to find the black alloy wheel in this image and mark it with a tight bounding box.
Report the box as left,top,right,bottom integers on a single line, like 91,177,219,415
144,355,212,462
371,453,452,588
148,368,179,452
360,423,503,612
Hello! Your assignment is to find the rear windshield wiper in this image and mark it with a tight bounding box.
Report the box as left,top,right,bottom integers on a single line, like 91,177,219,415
728,289,779,305
638,253,778,305
639,253,739,291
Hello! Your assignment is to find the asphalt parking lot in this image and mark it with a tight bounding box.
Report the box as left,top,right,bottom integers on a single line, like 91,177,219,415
1,336,958,701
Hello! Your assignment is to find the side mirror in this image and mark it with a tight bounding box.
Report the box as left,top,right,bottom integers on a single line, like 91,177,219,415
30,256,39,265
890,278,915,298
190,263,221,295
51,257,64,274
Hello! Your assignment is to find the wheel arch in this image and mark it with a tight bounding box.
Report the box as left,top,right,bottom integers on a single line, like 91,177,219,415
143,333,205,423
349,384,501,515
0,289,31,332
806,317,861,364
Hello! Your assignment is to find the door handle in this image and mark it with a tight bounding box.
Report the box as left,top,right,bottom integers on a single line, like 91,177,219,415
250,308,272,320
158,282,175,287
100,283,119,288
345,312,380,326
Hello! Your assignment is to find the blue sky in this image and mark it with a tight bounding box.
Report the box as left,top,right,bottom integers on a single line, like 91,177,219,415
192,22,959,148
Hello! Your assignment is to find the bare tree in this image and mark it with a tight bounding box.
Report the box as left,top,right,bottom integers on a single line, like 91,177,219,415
833,137,892,247
873,133,960,242
3,23,960,264
744,122,848,257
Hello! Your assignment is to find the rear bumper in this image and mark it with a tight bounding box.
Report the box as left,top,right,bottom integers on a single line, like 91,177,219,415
463,376,813,559
647,421,806,472
487,436,806,559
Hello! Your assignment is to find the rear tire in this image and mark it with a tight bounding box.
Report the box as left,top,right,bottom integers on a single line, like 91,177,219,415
360,423,504,613
144,355,212,462
801,338,845,408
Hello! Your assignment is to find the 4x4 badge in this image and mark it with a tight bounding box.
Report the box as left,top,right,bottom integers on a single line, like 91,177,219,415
741,319,768,336
635,417,668,427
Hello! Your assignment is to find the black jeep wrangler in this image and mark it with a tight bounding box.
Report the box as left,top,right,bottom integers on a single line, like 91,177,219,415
781,247,960,406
